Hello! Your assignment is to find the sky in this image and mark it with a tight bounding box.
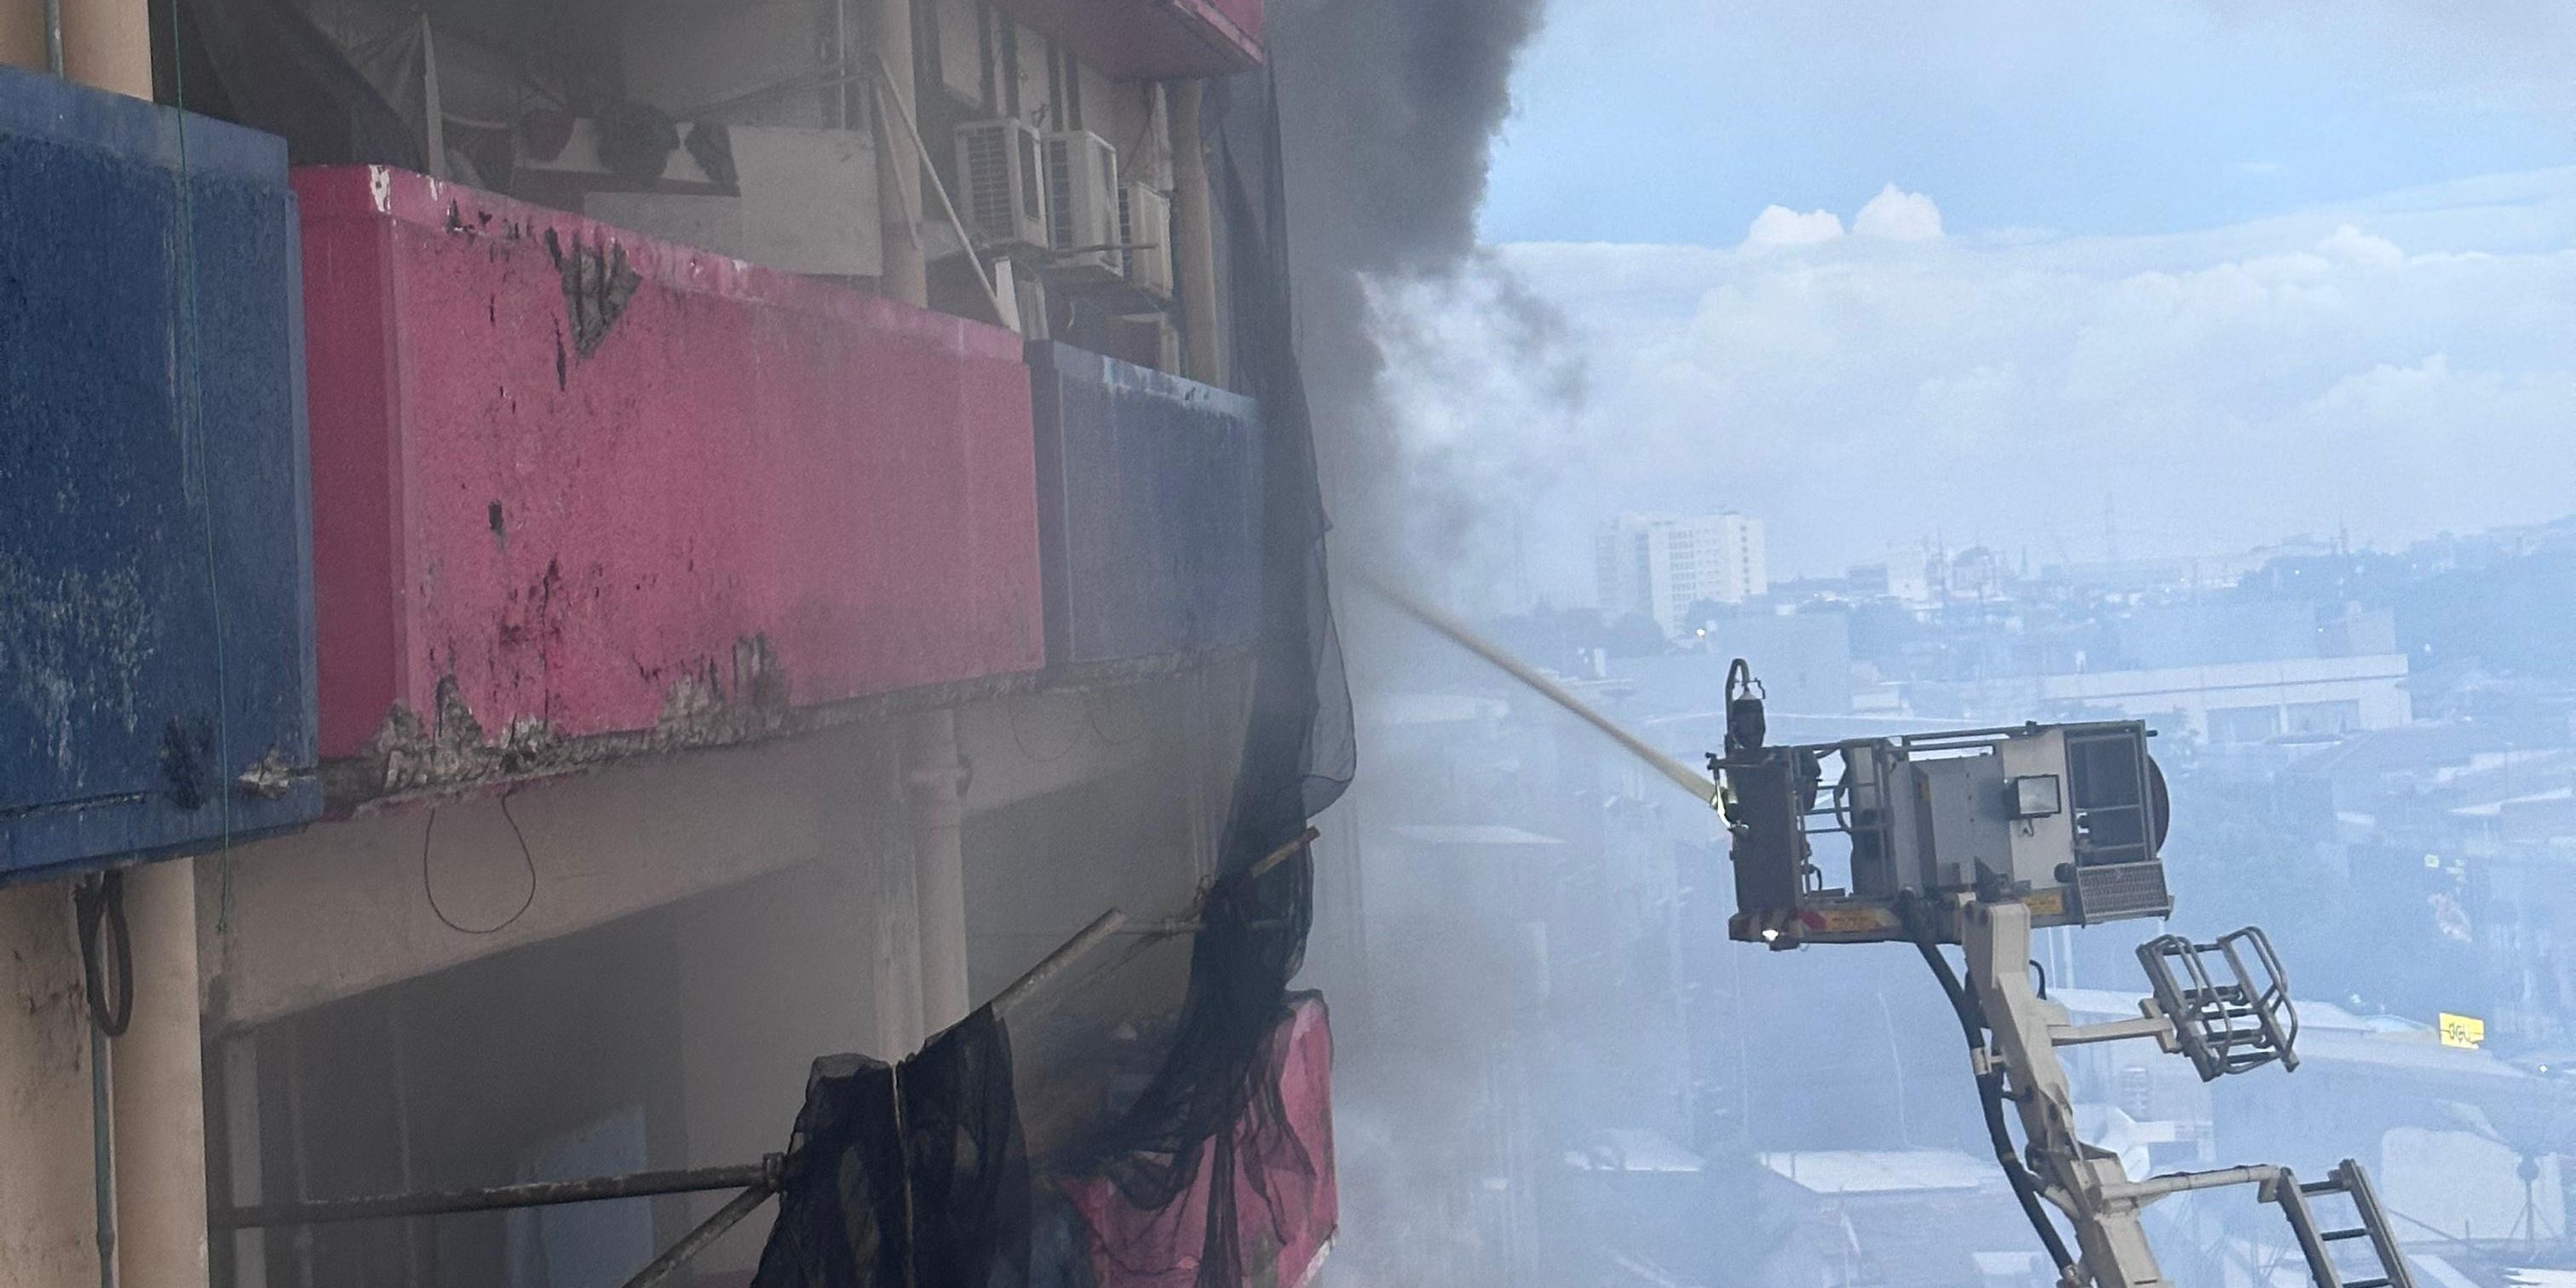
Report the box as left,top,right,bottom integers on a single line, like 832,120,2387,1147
1371,0,2576,600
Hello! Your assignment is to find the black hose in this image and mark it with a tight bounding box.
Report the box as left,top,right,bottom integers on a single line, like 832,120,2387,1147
74,871,133,1038
1905,905,2076,1274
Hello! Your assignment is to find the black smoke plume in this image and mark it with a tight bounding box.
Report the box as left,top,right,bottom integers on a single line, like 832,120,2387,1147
1268,0,1577,585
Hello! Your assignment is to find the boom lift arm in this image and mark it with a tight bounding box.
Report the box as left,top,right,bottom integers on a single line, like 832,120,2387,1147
1706,666,2411,1288
1357,576,2418,1288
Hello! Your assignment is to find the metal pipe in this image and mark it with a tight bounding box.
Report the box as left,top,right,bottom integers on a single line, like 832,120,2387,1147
2096,1164,2279,1205
1248,825,1320,881
216,1157,784,1229
618,1184,776,1288
990,908,1128,1017
2050,1015,2172,1048
42,0,60,73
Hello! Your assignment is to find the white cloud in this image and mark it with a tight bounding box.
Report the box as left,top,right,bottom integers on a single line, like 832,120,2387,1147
1854,184,1945,241
2317,222,2405,265
1744,205,1845,250
1442,171,2576,586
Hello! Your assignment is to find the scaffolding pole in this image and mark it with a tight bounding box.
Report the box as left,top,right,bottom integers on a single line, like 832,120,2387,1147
213,1156,784,1230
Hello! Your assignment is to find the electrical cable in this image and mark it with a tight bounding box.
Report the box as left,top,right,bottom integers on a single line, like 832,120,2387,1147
164,0,246,955
1904,901,2078,1275
1084,688,1150,747
421,792,538,935
1007,696,1085,762
73,871,134,1038
2029,957,2050,1001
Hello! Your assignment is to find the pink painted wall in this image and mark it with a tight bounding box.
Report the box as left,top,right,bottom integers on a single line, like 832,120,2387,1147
296,166,1043,762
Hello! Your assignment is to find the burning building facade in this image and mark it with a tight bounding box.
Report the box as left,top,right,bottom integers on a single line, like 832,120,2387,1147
0,0,1348,1284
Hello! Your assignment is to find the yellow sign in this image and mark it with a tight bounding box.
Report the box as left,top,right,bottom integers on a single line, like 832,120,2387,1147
1813,907,1894,934
2024,890,2067,918
2440,1012,2487,1049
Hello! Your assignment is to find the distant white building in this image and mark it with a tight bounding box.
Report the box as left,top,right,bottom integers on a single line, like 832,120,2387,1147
1596,511,1768,637
1938,654,2413,743
1881,539,1942,607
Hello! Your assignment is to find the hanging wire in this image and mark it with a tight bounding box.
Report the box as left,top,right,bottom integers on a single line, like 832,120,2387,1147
1084,687,1150,747
73,871,134,1038
158,0,244,945
420,792,539,935
1008,694,1087,762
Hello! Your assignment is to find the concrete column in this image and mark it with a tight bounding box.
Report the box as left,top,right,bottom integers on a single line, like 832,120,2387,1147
60,0,147,97
0,883,102,1287
112,860,211,1288
1168,80,1225,388
7,5,206,1284
871,0,928,307
2,0,154,94
906,710,972,1032
0,0,43,71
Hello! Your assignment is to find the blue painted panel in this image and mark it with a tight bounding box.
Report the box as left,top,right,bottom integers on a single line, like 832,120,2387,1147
1028,343,1264,666
0,66,319,883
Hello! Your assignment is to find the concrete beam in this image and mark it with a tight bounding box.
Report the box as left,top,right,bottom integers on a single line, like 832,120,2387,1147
951,658,1252,818
206,661,1254,1027
202,730,880,1027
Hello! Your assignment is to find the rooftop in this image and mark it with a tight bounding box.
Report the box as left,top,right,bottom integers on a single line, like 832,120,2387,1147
1386,824,1567,848
1567,1129,1705,1174
1757,1149,1995,1196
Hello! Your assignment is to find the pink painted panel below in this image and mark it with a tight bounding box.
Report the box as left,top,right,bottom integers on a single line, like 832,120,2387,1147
297,166,1043,762
1067,993,1337,1287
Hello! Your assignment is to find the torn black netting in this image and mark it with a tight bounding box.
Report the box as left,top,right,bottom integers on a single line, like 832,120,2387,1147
752,1005,1032,1288
1052,63,1354,1288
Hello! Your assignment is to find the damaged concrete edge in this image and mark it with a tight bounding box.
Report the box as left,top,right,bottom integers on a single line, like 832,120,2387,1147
319,641,1254,815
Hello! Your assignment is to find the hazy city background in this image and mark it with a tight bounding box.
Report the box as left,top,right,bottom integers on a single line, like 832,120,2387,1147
1303,3,2576,1285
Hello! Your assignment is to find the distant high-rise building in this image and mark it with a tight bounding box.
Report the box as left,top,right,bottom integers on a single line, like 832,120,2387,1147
1596,512,1768,637
1880,540,1941,607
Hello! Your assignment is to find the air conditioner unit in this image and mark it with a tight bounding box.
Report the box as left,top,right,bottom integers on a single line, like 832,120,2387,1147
1044,129,1120,280
953,118,1049,248
1118,181,1174,301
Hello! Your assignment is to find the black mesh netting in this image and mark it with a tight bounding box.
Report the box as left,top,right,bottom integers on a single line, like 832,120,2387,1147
1041,64,1354,1288
751,1007,1032,1288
